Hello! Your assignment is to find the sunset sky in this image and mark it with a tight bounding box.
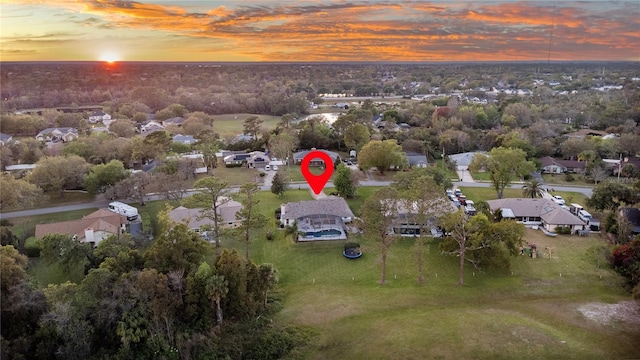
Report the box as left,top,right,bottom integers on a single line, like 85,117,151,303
1,0,638,62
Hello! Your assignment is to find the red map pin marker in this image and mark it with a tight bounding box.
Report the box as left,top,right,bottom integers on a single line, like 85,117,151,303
301,150,334,195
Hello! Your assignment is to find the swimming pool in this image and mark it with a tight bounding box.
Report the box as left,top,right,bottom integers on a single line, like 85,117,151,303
306,229,342,237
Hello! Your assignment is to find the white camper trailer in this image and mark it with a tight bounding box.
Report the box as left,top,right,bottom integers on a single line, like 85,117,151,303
108,201,139,221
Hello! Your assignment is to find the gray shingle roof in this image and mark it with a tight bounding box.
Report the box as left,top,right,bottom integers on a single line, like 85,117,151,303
487,198,584,226
292,149,340,162
281,196,354,221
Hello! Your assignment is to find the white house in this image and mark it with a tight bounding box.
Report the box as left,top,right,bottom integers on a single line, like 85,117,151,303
35,127,79,142
486,198,586,233
88,111,112,123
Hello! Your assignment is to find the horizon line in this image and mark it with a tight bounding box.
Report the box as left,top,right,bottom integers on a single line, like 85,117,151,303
1,60,638,65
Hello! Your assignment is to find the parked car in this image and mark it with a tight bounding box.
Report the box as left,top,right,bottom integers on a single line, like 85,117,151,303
552,195,565,206
265,165,271,171
454,188,462,197
457,195,468,206
272,165,278,171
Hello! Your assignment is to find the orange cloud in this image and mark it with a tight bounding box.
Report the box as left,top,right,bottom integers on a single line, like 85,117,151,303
1,1,638,62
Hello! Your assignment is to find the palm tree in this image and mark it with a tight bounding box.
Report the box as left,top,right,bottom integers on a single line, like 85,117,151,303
206,275,228,327
578,150,598,175
522,179,545,198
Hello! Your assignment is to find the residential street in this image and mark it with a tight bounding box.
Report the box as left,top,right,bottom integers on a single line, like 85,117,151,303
0,179,593,220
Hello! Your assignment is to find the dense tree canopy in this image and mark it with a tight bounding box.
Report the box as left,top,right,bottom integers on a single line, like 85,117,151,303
469,147,535,199
358,139,408,175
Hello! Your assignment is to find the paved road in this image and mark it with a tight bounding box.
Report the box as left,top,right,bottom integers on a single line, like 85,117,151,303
0,180,593,220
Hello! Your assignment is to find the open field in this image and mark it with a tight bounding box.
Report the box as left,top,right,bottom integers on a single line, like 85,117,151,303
212,113,281,138
13,188,639,359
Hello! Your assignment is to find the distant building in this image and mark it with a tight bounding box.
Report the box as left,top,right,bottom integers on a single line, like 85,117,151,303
539,156,586,174
88,111,111,123
172,134,196,145
0,132,13,146
35,127,78,142
292,149,340,166
162,117,185,127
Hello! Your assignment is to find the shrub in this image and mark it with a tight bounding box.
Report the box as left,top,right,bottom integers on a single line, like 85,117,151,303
259,172,266,177
554,226,572,234
565,173,575,182
265,230,275,241
24,237,40,257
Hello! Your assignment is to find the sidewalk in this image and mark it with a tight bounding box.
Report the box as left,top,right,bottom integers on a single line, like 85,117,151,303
456,167,475,182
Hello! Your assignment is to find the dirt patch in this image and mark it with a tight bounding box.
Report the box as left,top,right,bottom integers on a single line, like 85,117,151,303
578,301,640,326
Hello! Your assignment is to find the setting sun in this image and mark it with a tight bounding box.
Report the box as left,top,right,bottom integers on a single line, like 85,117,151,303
100,52,120,63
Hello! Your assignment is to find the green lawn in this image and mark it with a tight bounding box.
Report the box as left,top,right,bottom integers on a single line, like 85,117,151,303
211,160,263,186
286,164,335,183
212,113,281,138
542,174,596,187
243,226,637,359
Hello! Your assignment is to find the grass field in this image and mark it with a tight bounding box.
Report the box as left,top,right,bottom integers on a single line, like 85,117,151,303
210,159,263,186
212,113,281,138
13,187,639,359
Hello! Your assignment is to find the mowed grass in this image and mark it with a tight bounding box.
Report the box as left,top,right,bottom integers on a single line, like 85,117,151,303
212,113,280,138
244,228,638,360
210,159,263,186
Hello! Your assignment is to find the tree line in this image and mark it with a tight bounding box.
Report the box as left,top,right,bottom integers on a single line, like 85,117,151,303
0,206,304,360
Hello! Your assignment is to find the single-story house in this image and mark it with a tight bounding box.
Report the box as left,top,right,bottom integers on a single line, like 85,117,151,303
230,133,256,144
173,134,196,145
487,198,586,233
280,196,354,241
0,132,13,146
223,152,252,167
88,111,111,123
35,127,79,142
35,209,128,247
139,121,165,136
169,198,242,233
565,129,610,139
405,152,428,168
292,149,340,166
539,156,586,174
163,117,185,127
247,151,270,169
391,199,458,236
620,208,640,235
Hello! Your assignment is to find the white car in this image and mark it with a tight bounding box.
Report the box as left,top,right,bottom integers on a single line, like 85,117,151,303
552,195,565,206
272,165,278,171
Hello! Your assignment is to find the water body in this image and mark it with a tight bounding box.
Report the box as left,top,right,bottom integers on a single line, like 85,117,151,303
297,112,341,125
